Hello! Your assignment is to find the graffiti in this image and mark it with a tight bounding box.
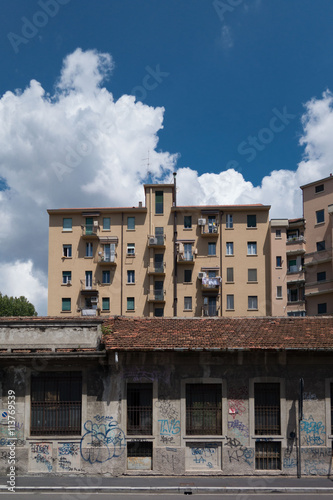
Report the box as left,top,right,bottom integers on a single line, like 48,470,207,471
302,448,332,459
93,415,113,422
187,443,220,470
58,443,81,472
30,443,53,473
0,438,25,446
228,386,248,420
158,419,180,437
303,392,317,401
160,435,175,444
300,415,325,446
304,460,329,476
155,398,179,420
0,419,24,441
227,419,249,437
225,436,254,466
161,451,181,472
80,417,126,464
0,450,19,463
283,457,297,468
59,442,79,456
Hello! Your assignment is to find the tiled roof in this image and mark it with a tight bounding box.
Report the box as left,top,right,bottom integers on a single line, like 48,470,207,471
102,316,333,351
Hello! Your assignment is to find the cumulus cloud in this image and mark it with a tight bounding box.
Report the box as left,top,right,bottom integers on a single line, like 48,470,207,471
0,48,332,316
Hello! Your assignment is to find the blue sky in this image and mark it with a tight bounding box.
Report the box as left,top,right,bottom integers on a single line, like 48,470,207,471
1,0,333,314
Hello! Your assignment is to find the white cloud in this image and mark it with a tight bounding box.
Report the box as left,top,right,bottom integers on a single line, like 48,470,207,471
0,49,332,317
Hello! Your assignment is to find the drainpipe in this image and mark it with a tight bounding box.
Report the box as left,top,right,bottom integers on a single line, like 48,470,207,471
121,212,123,316
173,172,177,317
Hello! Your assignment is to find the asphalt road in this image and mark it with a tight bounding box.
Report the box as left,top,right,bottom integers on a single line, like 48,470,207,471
2,495,333,499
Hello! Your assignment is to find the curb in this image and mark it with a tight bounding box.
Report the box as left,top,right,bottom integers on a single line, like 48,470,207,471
2,486,333,493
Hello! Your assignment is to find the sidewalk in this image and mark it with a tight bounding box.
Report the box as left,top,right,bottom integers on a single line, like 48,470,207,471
1,475,333,494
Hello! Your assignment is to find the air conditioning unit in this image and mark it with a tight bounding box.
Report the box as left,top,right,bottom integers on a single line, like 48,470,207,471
93,220,99,227
149,237,157,245
198,272,207,280
198,218,206,226
91,297,98,304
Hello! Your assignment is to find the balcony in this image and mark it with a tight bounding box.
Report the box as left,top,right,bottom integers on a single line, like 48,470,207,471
81,225,99,239
147,289,165,302
96,253,117,265
147,234,165,248
200,223,219,237
148,263,165,275
286,270,305,283
305,280,333,297
286,236,306,255
201,276,221,293
80,279,98,292
177,253,194,264
202,305,218,317
304,248,332,267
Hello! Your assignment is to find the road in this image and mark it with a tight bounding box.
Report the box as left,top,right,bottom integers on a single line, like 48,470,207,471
1,495,333,499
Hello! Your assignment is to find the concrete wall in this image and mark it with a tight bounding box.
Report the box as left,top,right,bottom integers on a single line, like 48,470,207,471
1,350,332,476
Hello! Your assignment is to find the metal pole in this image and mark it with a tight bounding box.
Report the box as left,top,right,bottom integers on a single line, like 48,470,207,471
297,377,304,478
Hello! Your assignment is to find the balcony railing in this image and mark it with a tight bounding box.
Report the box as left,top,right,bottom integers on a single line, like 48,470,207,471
202,305,218,317
148,263,165,274
177,253,194,263
80,279,98,291
81,225,98,237
201,224,219,236
148,289,165,302
147,234,165,247
97,253,116,264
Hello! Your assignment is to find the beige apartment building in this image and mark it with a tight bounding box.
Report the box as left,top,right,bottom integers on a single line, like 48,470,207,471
301,175,333,315
48,182,271,317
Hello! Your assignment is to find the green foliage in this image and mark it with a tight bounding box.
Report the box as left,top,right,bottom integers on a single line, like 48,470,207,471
0,293,37,317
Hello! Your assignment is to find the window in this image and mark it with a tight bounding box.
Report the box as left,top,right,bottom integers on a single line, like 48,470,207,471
288,259,297,273
127,297,135,311
63,218,72,231
85,217,94,235
85,271,93,289
318,303,327,314
248,296,258,310
184,296,192,310
226,214,233,229
208,216,217,233
62,298,71,312
276,286,282,298
31,372,82,435
184,215,192,228
154,307,164,317
275,229,281,238
63,245,72,258
102,297,110,311
226,242,234,255
102,270,110,284
127,243,135,256
103,243,116,263
155,190,163,214
127,270,135,284
103,217,110,230
226,294,234,310
247,242,257,255
317,241,326,252
208,242,216,256
127,442,152,470
86,242,93,257
288,288,301,302
127,383,152,435
316,209,325,224
317,271,326,282
248,269,257,282
226,268,234,282
315,184,324,193
276,256,282,268
184,269,192,283
247,214,257,228
208,270,216,278
186,384,222,435
127,217,135,230
155,227,164,245
62,271,71,284
256,442,281,470
184,243,193,261
254,383,281,435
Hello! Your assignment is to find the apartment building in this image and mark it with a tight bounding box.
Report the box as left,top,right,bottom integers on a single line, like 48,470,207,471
48,182,271,317
270,218,306,316
301,175,333,316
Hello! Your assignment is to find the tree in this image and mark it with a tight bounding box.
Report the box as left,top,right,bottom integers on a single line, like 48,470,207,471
0,293,37,317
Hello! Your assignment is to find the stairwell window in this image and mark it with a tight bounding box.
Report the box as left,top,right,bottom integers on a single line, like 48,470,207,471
276,256,282,268
184,269,192,283
63,218,72,231
316,209,325,224
155,191,163,214
276,286,282,299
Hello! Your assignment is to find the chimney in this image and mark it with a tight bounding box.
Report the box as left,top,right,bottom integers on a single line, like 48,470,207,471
138,201,142,208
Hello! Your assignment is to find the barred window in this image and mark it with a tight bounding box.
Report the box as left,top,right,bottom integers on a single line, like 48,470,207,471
127,383,152,435
254,383,281,435
31,372,82,435
255,441,281,470
186,384,222,435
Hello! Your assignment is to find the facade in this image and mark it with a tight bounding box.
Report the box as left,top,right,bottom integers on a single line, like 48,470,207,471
48,182,271,318
301,175,333,316
1,316,333,477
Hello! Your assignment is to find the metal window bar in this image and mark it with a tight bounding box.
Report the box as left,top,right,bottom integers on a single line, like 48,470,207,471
255,442,281,470
31,372,82,435
127,442,153,457
254,383,281,435
127,384,153,435
186,384,222,435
